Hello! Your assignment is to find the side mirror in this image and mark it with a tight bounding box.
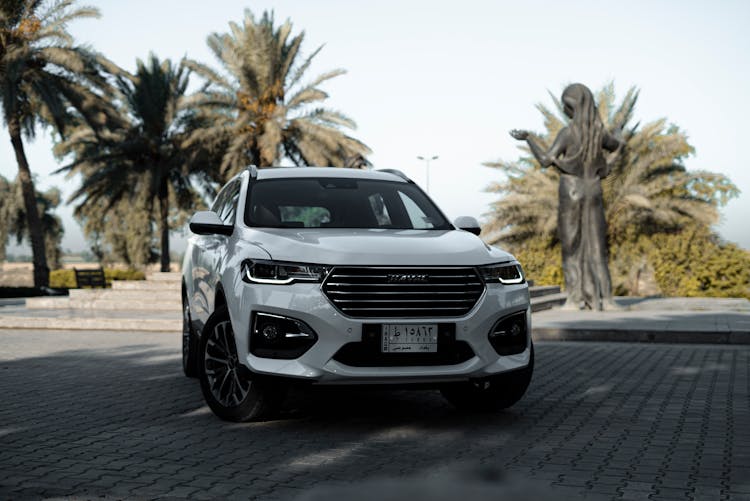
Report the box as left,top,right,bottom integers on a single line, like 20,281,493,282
189,211,233,236
454,216,481,236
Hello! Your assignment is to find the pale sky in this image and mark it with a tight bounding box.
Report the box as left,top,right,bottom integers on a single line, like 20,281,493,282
2,0,749,254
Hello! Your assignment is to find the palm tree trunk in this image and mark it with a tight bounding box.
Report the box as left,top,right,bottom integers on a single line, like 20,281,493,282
8,119,49,288
251,146,269,167
158,180,170,272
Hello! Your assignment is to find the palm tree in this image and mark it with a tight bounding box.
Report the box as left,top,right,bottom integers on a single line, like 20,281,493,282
72,194,158,267
0,174,64,269
0,0,115,287
56,55,208,272
184,9,370,179
484,83,738,246
0,175,11,262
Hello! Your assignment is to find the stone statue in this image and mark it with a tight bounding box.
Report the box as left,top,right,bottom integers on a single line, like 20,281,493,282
510,83,623,310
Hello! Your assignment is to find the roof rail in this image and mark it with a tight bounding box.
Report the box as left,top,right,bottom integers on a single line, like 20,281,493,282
247,165,258,179
376,169,413,183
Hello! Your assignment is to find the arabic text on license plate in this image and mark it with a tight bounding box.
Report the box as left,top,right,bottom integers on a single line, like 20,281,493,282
381,324,438,353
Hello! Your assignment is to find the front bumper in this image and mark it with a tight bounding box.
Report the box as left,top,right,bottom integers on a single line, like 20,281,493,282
227,281,532,384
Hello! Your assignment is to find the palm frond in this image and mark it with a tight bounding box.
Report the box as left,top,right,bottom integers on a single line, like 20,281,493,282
184,8,369,173
484,83,739,250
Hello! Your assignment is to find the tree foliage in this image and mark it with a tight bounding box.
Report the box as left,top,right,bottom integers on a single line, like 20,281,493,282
0,0,115,285
0,174,64,268
72,195,157,267
485,83,743,297
55,54,209,270
183,9,371,179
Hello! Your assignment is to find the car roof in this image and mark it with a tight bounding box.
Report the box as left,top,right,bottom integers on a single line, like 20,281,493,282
254,167,408,183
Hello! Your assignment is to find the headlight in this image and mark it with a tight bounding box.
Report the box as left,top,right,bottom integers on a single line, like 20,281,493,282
241,259,330,285
479,262,525,284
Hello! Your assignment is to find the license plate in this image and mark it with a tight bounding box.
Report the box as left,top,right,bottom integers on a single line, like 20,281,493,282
381,324,438,353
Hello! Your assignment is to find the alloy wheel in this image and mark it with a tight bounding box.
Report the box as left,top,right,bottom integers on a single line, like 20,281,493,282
204,320,250,407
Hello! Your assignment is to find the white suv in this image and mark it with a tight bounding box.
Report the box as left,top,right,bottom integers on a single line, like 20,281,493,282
182,167,533,421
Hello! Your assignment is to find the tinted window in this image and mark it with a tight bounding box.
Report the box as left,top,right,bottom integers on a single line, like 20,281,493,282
212,179,241,225
210,186,229,214
221,182,242,225
399,191,434,229
369,193,392,226
245,178,450,230
279,206,331,227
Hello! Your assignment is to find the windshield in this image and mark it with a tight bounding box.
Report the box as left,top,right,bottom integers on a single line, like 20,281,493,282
244,178,451,230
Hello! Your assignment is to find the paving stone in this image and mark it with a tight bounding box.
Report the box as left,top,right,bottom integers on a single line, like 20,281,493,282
0,330,747,500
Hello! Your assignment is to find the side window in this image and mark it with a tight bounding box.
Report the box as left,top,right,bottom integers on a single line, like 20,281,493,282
221,181,241,225
210,188,228,214
398,191,435,229
210,179,241,226
368,193,392,226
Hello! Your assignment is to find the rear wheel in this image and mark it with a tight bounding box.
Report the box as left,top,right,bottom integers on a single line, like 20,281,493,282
182,290,199,378
199,306,285,421
441,343,534,411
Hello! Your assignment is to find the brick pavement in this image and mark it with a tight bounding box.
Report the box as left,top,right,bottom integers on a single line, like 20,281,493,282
0,330,748,500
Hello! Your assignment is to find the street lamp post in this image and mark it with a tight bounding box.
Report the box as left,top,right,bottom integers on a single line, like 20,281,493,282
416,155,438,193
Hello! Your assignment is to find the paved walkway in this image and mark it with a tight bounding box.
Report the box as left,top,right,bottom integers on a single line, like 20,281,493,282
1,329,748,500
2,296,749,343
0,304,179,331
533,297,750,344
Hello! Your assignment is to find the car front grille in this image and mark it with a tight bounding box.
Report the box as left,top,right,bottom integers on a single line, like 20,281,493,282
322,266,485,318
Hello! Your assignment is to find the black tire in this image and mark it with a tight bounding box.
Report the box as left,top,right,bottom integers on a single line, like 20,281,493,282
441,342,534,411
198,306,285,422
182,289,199,378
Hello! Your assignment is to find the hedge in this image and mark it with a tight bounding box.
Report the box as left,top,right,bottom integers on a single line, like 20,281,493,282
504,227,750,299
49,268,146,289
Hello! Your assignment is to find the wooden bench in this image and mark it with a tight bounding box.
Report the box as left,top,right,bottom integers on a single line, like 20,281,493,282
74,268,107,288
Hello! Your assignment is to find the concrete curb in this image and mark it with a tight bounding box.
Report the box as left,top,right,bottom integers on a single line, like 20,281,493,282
533,328,750,345
0,316,178,332
25,297,180,310
0,298,24,307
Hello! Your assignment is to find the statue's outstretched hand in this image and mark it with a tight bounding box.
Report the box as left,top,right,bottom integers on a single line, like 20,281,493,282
509,129,529,141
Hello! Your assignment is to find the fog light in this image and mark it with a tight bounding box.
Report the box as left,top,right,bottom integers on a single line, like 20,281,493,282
261,323,279,341
488,311,527,356
251,312,318,360
510,322,522,337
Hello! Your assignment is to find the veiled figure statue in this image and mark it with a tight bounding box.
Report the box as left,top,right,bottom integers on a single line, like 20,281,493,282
511,83,623,310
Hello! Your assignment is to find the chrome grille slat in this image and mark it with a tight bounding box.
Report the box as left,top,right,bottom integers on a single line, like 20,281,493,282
325,282,482,287
325,291,481,296
340,306,469,311
331,274,479,279
334,298,477,303
322,266,485,318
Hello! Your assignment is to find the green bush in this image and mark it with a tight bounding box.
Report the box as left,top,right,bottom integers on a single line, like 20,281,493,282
104,269,146,283
649,227,750,299
508,237,564,287
500,227,750,299
49,269,76,288
49,268,146,289
609,232,657,296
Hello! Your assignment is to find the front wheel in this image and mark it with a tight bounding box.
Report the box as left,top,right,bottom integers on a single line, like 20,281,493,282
440,343,534,411
198,306,285,422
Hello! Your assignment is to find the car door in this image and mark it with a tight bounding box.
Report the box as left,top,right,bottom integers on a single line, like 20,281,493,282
190,180,239,329
204,179,242,314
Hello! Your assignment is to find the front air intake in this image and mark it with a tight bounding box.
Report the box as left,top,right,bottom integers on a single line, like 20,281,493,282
322,267,485,318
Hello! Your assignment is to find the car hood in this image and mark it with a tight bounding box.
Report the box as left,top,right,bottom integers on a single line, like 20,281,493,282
238,228,515,266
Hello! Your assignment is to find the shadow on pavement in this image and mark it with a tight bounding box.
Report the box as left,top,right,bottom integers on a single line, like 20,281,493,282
1,338,745,500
